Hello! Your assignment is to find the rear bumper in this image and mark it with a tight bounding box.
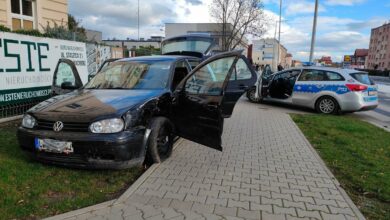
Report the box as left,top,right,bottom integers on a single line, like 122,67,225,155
17,127,146,169
339,92,378,112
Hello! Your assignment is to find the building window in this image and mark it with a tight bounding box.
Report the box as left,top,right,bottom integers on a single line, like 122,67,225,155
11,0,35,30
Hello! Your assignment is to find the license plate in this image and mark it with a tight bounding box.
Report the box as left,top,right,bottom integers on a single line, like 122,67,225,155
35,138,73,154
368,91,377,96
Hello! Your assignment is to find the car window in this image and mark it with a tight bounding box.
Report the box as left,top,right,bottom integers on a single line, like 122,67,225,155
55,62,76,87
325,71,344,81
172,60,190,90
234,58,252,80
350,72,374,85
84,61,172,90
298,70,326,81
185,56,235,95
187,60,201,70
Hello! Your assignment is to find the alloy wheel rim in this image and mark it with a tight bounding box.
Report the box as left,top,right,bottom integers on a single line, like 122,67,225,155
157,127,171,157
319,99,335,113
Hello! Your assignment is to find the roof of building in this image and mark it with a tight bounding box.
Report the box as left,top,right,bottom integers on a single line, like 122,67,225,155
354,49,368,57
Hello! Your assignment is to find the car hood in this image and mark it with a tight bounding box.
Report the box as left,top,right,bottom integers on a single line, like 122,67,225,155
29,89,167,122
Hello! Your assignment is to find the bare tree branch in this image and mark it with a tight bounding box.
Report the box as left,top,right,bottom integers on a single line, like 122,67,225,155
210,0,266,51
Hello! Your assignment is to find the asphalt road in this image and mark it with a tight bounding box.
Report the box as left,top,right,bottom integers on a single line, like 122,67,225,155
354,77,390,131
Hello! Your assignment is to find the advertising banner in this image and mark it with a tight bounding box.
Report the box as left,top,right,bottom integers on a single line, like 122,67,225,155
0,32,88,106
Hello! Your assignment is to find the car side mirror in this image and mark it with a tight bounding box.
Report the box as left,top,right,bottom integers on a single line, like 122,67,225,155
61,82,80,90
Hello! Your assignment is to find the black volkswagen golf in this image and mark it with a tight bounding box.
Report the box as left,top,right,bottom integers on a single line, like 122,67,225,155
17,35,257,169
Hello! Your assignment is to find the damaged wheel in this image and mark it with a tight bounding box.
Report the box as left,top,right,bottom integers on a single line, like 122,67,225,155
144,117,174,166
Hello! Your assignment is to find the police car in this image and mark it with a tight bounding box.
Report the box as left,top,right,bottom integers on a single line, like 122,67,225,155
247,66,378,114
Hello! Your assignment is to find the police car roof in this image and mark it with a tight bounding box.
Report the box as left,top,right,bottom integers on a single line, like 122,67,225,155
290,66,365,75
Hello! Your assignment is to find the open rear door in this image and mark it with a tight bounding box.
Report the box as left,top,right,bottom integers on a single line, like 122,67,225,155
172,50,255,151
51,59,83,96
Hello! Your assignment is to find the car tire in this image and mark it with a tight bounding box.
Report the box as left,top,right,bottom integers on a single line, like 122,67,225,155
315,96,339,114
144,117,174,166
247,87,260,103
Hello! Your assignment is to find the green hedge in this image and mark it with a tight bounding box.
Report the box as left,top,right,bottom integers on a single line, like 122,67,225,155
0,24,86,42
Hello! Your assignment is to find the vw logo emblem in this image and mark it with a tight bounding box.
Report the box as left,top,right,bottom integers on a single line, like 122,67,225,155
53,121,64,132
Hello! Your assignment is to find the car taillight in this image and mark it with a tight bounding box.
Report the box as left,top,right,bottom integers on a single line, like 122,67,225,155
346,84,368,92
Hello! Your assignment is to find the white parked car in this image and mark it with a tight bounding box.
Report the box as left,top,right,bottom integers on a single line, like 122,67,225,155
247,66,378,114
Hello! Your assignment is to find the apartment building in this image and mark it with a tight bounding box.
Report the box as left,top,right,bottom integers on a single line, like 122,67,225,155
366,22,390,70
252,38,288,71
0,0,68,32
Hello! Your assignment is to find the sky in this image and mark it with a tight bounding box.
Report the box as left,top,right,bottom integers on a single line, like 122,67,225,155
68,0,390,62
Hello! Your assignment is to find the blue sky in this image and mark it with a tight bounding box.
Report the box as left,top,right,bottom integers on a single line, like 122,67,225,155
262,0,390,61
69,0,390,62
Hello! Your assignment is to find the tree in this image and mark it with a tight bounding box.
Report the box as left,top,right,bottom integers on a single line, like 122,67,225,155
210,0,266,51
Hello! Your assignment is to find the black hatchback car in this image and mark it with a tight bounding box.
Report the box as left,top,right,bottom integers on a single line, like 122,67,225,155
17,35,257,169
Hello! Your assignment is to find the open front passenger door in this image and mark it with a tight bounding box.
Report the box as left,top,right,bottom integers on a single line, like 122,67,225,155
172,50,255,151
51,59,83,96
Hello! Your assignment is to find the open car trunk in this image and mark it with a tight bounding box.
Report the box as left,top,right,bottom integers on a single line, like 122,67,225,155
161,34,215,58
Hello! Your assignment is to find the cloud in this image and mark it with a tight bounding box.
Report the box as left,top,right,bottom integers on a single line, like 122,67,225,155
68,0,212,39
284,1,326,15
185,0,203,5
325,0,366,6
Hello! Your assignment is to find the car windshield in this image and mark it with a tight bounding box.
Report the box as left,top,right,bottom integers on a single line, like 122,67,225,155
162,38,213,54
85,61,172,90
350,72,374,85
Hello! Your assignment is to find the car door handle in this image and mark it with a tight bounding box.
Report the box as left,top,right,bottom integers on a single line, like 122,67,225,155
206,104,218,110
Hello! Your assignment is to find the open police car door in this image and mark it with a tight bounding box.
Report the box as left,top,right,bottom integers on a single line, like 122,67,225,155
51,59,83,96
172,50,256,151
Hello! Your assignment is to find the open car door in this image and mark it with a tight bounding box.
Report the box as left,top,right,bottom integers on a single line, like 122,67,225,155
172,50,256,151
51,59,83,96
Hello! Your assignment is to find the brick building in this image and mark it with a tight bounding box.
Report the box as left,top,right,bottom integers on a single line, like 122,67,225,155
366,22,390,70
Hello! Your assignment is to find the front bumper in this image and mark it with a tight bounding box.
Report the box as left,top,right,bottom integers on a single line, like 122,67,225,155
17,127,146,169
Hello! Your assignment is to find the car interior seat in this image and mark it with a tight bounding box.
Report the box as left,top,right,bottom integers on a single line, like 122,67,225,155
172,67,188,90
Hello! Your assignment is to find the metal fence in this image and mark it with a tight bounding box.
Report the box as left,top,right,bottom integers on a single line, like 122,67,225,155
0,100,42,119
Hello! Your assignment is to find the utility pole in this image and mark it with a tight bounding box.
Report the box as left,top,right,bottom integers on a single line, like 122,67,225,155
309,0,319,63
138,0,140,41
277,0,282,69
272,21,277,71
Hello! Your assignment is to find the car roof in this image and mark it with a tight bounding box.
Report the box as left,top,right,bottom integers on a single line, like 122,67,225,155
287,66,364,75
117,55,198,62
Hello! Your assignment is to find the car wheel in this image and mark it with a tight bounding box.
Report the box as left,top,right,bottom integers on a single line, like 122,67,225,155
315,96,339,114
144,117,174,166
247,87,260,103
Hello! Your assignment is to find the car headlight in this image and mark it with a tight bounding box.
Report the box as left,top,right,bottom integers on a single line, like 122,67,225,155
90,118,124,133
22,114,36,129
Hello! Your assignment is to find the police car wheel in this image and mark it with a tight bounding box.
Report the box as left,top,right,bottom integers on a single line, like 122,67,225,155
316,96,339,114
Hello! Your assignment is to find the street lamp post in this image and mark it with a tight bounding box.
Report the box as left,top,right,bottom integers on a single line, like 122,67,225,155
309,0,319,63
277,0,282,69
138,0,140,41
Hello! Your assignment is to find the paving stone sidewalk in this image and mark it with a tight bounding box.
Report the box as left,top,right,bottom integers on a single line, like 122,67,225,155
47,100,364,220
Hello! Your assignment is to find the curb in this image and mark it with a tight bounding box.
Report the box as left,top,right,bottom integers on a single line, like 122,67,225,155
115,138,184,204
44,138,185,220
288,114,366,220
